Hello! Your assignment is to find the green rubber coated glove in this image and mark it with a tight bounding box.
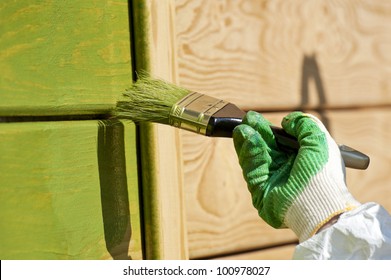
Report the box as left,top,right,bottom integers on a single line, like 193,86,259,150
233,111,360,242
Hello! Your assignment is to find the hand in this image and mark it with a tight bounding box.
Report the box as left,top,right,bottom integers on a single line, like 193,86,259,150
233,111,360,242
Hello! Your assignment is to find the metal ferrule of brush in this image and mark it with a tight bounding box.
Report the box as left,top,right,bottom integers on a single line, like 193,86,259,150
168,92,228,135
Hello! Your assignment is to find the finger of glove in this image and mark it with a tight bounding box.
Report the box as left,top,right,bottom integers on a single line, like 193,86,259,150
280,112,340,177
281,112,330,151
242,111,278,150
242,111,288,171
283,112,344,171
233,124,272,188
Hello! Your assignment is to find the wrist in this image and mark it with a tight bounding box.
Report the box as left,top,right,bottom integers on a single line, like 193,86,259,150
315,212,344,234
283,179,360,242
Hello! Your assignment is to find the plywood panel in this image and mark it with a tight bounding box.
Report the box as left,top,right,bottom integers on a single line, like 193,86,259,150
0,120,142,259
175,0,391,260
175,0,391,111
0,0,132,116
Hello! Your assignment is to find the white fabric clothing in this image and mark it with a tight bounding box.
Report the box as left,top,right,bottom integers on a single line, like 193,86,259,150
293,203,391,259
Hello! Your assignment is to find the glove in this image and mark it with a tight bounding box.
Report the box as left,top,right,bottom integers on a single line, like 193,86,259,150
233,111,360,242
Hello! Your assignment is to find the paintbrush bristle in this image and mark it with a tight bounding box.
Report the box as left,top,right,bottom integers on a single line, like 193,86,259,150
115,76,191,124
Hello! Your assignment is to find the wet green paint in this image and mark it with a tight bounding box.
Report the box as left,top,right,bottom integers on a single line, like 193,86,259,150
0,120,142,259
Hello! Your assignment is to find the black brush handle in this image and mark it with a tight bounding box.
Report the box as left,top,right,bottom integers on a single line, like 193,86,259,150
206,104,369,170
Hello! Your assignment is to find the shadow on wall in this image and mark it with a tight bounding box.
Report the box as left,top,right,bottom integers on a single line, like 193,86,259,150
300,54,331,131
97,120,132,260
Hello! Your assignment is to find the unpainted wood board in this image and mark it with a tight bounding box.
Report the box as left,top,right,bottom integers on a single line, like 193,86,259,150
132,0,189,259
0,0,132,116
183,109,391,259
175,0,391,111
0,120,142,259
175,0,391,259
212,244,297,260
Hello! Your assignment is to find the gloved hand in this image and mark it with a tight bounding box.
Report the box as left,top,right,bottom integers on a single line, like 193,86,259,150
233,111,360,242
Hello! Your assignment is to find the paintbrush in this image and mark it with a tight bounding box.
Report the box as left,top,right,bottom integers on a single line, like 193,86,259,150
115,76,370,170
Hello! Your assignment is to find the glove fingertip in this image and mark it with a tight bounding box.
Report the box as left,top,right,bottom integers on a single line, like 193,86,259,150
242,111,278,147
233,124,256,153
243,111,271,128
281,111,327,139
281,111,305,135
233,124,256,138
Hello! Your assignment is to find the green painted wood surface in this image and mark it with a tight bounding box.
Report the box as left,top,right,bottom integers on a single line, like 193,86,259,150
0,0,132,116
131,0,166,260
0,120,142,259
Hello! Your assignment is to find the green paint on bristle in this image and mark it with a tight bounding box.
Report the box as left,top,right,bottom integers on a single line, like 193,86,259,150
115,76,190,124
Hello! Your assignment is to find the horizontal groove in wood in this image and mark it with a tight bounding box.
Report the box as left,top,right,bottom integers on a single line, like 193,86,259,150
0,114,111,123
246,103,391,114
199,241,298,260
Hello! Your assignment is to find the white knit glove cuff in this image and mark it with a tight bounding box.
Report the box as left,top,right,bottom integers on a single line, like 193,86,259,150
284,166,360,242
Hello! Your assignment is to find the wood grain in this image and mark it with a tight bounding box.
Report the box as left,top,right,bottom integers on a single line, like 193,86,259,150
175,0,391,111
0,120,142,259
0,0,132,116
175,0,391,259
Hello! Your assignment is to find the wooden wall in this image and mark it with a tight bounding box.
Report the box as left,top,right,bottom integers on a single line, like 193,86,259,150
174,0,391,259
4,0,387,260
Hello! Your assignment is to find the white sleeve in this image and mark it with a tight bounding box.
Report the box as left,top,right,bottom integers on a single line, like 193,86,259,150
292,202,391,259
